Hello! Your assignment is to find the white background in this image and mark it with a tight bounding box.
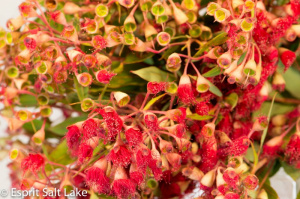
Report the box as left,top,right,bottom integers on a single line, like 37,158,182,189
0,0,297,198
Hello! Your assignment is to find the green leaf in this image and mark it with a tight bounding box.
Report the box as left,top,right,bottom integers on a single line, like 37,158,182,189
186,114,213,120
297,191,300,199
74,76,88,101
49,140,74,165
194,32,228,57
19,94,38,106
251,142,258,167
131,66,175,82
143,93,167,110
207,81,223,97
253,101,295,118
124,53,155,64
262,182,279,199
283,67,300,99
48,116,87,136
281,161,300,181
224,93,238,110
203,67,222,77
260,93,277,150
23,120,50,133
237,51,247,65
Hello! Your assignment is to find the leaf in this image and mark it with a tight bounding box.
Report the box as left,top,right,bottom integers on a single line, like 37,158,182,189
19,94,38,106
207,81,223,97
194,32,228,57
131,66,175,82
283,67,300,99
143,93,167,110
48,116,87,136
281,161,300,181
74,76,88,101
250,142,258,167
224,93,238,110
124,53,155,64
203,67,222,77
262,183,279,199
237,51,247,65
260,93,277,150
186,114,213,121
23,120,50,134
49,140,74,165
297,191,300,199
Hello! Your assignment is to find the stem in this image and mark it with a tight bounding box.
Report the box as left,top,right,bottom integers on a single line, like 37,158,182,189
99,84,109,101
140,92,150,110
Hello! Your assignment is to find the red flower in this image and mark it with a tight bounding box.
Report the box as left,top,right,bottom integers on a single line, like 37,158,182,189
125,127,143,148
21,154,45,173
130,171,144,185
147,81,166,94
229,136,250,156
107,145,132,167
144,113,158,131
65,125,81,155
92,35,107,50
78,142,93,164
178,75,195,104
285,133,300,164
112,179,136,199
86,167,110,194
98,107,123,141
96,69,116,84
82,119,100,139
224,192,240,199
24,37,37,51
280,50,296,71
195,101,209,116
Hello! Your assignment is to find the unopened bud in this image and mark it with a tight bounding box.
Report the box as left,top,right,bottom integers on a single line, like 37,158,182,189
113,91,130,107
252,116,268,131
272,71,285,92
271,114,287,127
63,2,81,14
207,46,223,59
201,122,215,137
7,15,24,31
217,51,232,68
62,25,78,43
32,128,45,145
243,59,257,76
159,139,173,154
170,1,188,25
196,74,210,93
45,0,57,11
166,152,182,169
257,189,268,199
182,167,204,181
200,169,216,187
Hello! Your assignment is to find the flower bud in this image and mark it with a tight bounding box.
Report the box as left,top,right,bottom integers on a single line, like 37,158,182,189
214,8,230,23
95,4,109,17
151,1,165,16
35,61,51,74
81,98,95,112
45,0,57,11
224,60,238,75
215,131,232,147
189,24,202,38
76,72,93,87
216,167,226,187
9,149,25,162
40,106,52,117
123,32,135,45
63,2,81,14
19,2,37,18
272,71,285,92
165,82,178,94
182,167,204,181
243,59,257,76
259,81,272,99
49,11,67,25
114,91,130,107
196,74,210,93
243,174,259,190
92,35,107,50
200,25,213,40
95,69,116,84
186,11,197,24
124,15,137,32
252,116,268,131
285,27,297,42
144,112,158,131
217,51,232,69
166,53,181,72
240,18,255,32
174,137,191,151
32,128,45,145
37,94,49,106
166,153,182,169
200,169,216,187
145,22,158,41
227,62,245,84
257,189,268,199
118,0,135,8
130,38,147,52
271,114,287,127
16,110,32,122
201,122,216,137
84,19,99,34
157,32,171,46
169,1,188,25
7,15,24,31
83,54,97,68
5,66,19,79
207,2,220,16
206,46,223,59
159,139,173,154
62,25,78,43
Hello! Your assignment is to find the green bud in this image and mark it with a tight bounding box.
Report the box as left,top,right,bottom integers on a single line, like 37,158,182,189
95,4,109,17
40,106,52,117
189,24,202,38
81,98,95,112
5,66,19,79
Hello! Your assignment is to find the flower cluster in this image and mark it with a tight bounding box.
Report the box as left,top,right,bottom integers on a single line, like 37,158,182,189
1,0,300,198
